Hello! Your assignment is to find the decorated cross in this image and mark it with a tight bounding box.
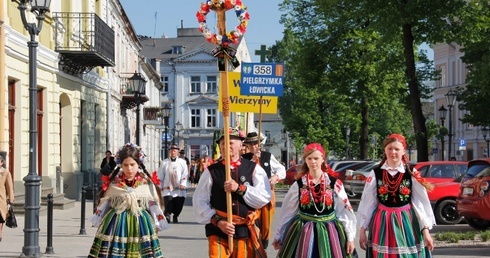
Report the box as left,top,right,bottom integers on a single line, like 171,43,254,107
255,44,271,63
196,0,250,71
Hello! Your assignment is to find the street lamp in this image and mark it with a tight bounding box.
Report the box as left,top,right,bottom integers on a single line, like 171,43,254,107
482,126,490,158
439,105,447,160
445,89,457,159
345,126,351,160
174,121,183,146
128,72,146,145
12,0,52,256
162,104,171,159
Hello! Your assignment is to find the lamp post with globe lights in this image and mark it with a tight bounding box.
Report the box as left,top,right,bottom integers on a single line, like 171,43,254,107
445,89,457,159
11,0,52,256
127,72,147,145
438,105,447,160
161,104,172,159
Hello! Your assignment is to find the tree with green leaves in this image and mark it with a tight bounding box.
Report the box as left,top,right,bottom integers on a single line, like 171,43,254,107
274,0,466,161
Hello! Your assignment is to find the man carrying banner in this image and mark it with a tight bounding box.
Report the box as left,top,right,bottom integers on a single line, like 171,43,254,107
242,131,286,248
193,127,271,257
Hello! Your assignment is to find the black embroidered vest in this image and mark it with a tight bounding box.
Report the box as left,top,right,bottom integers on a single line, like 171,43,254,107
205,158,256,239
241,151,272,178
296,174,336,216
373,167,412,207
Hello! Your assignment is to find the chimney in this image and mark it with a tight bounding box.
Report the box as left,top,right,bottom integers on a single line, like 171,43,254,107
181,20,183,29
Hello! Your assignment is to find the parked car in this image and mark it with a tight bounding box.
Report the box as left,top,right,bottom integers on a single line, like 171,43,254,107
414,161,468,225
456,158,490,230
345,160,467,224
282,164,301,185
281,161,363,186
344,161,382,195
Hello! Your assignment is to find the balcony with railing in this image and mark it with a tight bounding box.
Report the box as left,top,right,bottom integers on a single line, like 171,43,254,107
53,12,115,74
143,107,163,125
120,77,149,109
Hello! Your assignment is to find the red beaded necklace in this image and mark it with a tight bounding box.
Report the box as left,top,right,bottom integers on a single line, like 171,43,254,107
382,169,404,194
307,172,325,203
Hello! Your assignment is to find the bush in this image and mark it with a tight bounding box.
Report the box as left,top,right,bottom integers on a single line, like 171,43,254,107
481,231,490,242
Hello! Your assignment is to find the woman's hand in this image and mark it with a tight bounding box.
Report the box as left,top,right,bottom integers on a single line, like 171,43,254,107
271,238,281,250
346,241,355,254
359,228,368,250
423,229,434,251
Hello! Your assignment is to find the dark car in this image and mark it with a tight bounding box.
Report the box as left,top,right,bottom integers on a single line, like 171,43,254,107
456,158,490,230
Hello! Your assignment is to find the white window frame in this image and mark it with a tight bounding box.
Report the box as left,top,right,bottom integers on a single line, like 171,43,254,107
206,75,217,93
161,76,169,93
191,109,201,128
206,109,217,127
190,76,201,93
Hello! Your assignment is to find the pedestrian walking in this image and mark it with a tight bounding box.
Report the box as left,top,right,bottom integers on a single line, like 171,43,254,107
242,131,285,248
100,150,116,176
88,143,168,257
272,143,357,257
357,133,435,257
158,144,188,223
193,127,271,257
0,155,14,242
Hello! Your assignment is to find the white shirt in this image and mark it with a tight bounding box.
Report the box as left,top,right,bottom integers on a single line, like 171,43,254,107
268,154,286,180
273,175,357,242
356,162,436,230
157,157,188,197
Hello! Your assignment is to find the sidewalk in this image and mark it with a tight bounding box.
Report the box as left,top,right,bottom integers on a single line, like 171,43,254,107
0,189,487,257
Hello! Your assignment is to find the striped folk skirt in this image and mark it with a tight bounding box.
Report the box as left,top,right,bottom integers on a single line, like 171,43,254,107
277,211,357,258
367,204,431,258
88,209,163,258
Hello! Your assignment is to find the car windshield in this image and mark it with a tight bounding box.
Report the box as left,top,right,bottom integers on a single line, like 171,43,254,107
356,161,379,172
464,163,490,178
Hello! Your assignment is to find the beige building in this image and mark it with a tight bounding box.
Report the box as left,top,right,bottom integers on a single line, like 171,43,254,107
2,0,163,200
433,43,484,161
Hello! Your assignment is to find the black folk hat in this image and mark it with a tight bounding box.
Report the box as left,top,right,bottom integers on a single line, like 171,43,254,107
244,132,264,144
169,143,179,150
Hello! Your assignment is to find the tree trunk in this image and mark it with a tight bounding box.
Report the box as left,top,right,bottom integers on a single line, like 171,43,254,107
402,23,429,162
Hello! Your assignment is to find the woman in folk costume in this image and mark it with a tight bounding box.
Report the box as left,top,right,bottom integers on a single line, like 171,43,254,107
88,143,169,258
357,134,435,257
272,143,357,258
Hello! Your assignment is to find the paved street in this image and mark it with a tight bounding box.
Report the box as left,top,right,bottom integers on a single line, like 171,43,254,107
0,188,488,257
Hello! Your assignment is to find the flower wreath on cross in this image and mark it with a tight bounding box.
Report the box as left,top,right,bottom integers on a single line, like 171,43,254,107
196,0,250,70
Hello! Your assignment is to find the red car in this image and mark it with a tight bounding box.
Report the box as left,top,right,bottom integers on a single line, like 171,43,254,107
415,161,468,225
456,158,490,230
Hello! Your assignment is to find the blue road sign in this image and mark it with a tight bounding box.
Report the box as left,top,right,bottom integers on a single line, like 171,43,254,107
240,62,285,96
459,138,466,151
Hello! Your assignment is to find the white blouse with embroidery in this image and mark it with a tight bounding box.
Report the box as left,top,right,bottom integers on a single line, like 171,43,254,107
273,175,357,242
356,162,436,230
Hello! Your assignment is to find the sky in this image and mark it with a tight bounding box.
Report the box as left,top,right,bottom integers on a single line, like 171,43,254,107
118,1,433,62
119,0,285,62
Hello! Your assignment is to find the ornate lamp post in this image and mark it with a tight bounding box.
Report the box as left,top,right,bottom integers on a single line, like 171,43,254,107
439,105,447,160
482,126,490,157
11,0,52,256
162,104,171,159
128,72,146,145
174,121,183,146
445,89,457,159
345,126,351,160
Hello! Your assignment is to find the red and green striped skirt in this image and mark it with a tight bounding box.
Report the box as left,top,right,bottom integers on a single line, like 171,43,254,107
88,209,163,258
277,211,357,258
367,204,431,258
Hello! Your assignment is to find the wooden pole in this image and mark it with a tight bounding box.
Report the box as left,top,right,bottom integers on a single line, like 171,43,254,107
258,96,263,150
214,1,233,251
220,61,233,252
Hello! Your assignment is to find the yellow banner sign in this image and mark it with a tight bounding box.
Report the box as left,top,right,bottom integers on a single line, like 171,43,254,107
218,72,278,114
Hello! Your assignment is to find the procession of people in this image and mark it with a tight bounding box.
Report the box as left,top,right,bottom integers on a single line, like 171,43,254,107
80,127,436,257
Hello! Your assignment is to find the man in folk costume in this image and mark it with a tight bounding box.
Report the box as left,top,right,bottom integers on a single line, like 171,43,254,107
158,143,188,223
242,131,286,248
193,127,271,258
